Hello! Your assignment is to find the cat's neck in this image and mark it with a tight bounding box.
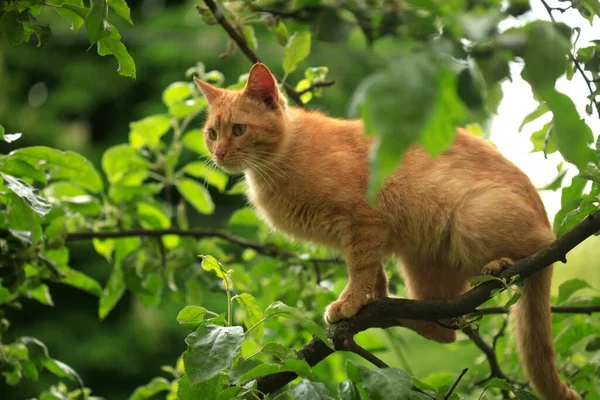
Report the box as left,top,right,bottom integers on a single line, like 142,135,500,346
243,107,363,190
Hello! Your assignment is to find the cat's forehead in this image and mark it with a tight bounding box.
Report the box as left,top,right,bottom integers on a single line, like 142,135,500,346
206,94,265,126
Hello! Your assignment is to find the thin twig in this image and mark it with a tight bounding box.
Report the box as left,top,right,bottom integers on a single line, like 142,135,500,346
463,326,513,385
248,5,317,21
444,368,468,400
539,0,600,116
343,338,389,368
0,227,343,265
296,80,336,96
200,0,306,107
492,318,508,350
312,260,322,284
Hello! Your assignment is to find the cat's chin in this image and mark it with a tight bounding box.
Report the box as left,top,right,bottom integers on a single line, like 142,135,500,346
217,162,245,174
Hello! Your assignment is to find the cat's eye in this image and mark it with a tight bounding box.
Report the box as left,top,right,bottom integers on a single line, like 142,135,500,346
207,128,217,140
232,124,247,137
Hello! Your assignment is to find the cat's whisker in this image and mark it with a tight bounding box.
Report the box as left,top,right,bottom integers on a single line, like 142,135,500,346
252,157,289,181
250,155,290,181
245,158,274,192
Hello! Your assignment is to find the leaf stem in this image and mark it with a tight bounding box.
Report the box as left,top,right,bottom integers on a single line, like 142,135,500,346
244,316,268,336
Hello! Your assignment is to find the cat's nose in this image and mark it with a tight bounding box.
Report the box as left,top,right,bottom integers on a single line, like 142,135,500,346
215,148,227,160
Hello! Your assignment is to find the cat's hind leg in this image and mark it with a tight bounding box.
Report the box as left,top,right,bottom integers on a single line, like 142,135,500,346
398,267,471,343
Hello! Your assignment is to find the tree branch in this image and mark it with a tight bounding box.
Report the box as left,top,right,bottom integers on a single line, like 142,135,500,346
476,305,600,315
445,368,468,400
463,326,512,384
296,80,336,96
200,0,313,107
256,210,600,394
342,337,389,368
0,227,342,265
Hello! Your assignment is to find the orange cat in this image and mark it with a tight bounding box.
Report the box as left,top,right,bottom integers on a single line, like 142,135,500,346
194,63,579,400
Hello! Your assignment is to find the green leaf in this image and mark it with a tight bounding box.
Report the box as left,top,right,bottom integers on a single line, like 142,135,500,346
0,283,11,304
26,283,54,306
0,157,47,184
271,21,289,46
519,103,550,132
129,377,170,400
1,132,22,143
521,22,595,170
59,266,103,296
265,301,330,347
541,91,595,170
102,144,149,185
356,365,413,400
596,134,600,162
182,129,210,156
554,316,600,353
176,178,215,214
43,357,85,390
262,342,300,361
557,202,598,237
238,359,313,385
235,293,264,340
504,291,522,309
338,380,361,400
529,122,556,155
1,173,51,216
0,11,25,46
419,68,465,156
20,337,50,362
177,306,208,325
200,255,230,283
168,97,207,119
283,31,311,74
290,379,334,400
558,279,592,304
243,25,258,50
357,53,455,201
48,0,86,32
10,146,103,193
108,0,133,24
177,374,224,400
579,163,600,183
97,24,136,78
295,79,313,103
538,168,566,191
229,358,263,384
522,21,570,89
137,202,171,229
470,274,506,286
8,193,43,244
21,360,38,381
183,161,228,191
85,0,111,43
99,263,125,320
162,82,192,106
183,323,244,384
129,115,171,149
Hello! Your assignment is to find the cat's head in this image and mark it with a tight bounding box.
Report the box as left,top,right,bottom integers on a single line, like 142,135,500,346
193,63,288,174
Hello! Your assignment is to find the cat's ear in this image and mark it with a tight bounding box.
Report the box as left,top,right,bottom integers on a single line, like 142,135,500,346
244,63,279,104
193,77,222,104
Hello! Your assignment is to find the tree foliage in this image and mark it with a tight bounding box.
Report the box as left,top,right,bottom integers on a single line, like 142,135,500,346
1,0,600,399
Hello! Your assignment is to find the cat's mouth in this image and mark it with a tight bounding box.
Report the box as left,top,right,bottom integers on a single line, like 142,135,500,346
215,158,246,174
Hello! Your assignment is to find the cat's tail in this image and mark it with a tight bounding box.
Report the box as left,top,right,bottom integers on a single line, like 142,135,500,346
514,265,580,400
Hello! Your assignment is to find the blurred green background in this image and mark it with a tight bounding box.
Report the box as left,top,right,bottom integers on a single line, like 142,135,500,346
2,0,599,398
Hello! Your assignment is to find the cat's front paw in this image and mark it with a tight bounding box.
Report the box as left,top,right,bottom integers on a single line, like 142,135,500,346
324,298,363,324
481,257,514,276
